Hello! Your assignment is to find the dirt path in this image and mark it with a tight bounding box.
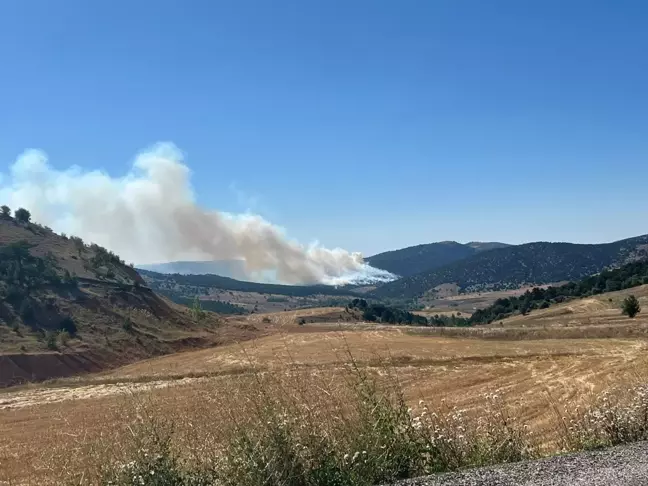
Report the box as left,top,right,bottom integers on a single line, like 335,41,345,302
0,376,206,410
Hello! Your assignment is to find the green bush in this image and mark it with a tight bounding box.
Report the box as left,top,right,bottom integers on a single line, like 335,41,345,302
59,316,78,335
45,331,58,351
622,295,641,318
14,207,31,223
19,299,35,322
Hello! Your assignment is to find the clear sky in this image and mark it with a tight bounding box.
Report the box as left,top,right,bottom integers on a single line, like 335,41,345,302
1,0,647,257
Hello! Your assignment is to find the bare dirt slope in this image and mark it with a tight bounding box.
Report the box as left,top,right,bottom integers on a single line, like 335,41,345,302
0,216,266,386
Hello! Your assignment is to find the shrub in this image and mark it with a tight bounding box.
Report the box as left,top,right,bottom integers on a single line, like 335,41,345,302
63,269,78,286
14,207,31,224
19,299,35,322
191,296,205,321
622,295,641,318
70,236,85,254
45,331,58,351
0,205,10,218
122,318,134,333
59,316,78,335
59,330,71,347
99,417,193,486
567,385,648,450
5,285,25,305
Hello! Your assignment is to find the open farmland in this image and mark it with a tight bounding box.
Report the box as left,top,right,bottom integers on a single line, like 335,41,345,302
2,295,648,484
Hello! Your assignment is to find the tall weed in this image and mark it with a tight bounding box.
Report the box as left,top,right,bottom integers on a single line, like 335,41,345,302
100,364,534,486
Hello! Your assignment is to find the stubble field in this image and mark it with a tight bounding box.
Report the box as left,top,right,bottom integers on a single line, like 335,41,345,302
1,288,648,484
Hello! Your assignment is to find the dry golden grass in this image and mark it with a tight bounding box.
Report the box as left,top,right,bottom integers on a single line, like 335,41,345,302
2,299,648,484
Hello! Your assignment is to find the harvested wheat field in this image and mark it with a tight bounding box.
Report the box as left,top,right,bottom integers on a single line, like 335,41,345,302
1,301,648,484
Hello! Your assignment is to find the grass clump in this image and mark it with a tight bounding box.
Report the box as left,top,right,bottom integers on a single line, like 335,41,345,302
567,385,648,450
99,417,208,486
99,363,534,486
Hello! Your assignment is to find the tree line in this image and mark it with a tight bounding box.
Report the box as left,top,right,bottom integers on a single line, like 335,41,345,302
471,260,648,324
1,205,32,224
347,299,471,327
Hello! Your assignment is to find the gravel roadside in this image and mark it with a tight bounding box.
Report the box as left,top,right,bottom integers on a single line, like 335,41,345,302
389,441,648,486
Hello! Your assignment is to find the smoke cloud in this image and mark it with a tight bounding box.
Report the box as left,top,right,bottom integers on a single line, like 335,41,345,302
0,143,395,285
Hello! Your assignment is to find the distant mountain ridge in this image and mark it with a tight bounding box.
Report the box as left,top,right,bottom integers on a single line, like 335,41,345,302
371,235,648,299
138,260,248,279
365,241,510,277
138,269,363,298
139,243,511,283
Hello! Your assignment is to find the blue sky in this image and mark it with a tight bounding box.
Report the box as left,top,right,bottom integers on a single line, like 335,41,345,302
1,0,647,257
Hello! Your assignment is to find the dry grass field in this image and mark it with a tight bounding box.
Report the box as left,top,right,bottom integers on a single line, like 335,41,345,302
1,291,648,484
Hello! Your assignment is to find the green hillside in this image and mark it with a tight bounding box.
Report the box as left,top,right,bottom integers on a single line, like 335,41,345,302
372,236,648,299
470,259,648,324
366,241,509,277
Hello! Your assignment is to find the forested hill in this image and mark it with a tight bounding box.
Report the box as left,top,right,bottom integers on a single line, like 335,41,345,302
365,241,510,277
470,259,648,324
372,235,648,299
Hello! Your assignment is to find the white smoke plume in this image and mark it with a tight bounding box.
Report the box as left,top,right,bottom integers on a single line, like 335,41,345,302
0,142,396,286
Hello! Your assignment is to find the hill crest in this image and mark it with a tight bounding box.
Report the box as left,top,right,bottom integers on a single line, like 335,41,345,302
372,235,648,299
366,240,510,277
